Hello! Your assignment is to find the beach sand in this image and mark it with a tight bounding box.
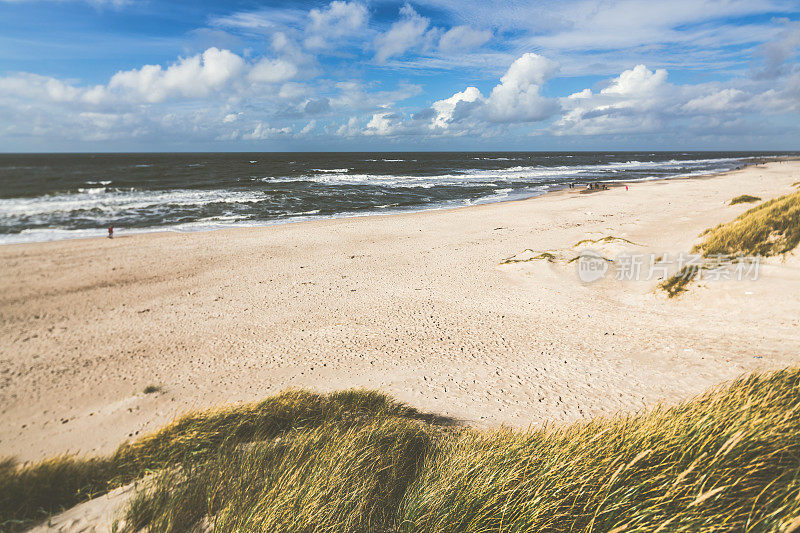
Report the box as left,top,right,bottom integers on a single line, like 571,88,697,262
2,160,800,463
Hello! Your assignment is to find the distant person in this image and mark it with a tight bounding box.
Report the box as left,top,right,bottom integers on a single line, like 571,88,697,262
108,226,114,239
625,185,629,191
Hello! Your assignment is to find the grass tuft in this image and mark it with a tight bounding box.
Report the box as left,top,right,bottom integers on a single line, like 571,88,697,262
658,266,699,298
143,385,162,394
729,194,761,205
500,250,558,264
573,236,640,248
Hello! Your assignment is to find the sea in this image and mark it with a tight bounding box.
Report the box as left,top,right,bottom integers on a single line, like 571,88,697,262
0,151,796,244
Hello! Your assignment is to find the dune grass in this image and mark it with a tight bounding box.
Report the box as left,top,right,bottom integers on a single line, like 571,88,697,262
660,190,800,297
5,368,800,532
658,266,698,298
500,250,557,264
573,236,640,248
730,194,762,205
0,389,440,531
696,190,800,258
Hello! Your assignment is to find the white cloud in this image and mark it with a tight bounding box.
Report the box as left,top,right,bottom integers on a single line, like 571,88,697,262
336,116,362,137
242,122,291,140
364,112,401,135
552,61,798,136
555,64,673,135
426,53,559,131
248,58,298,84
431,86,482,128
374,4,433,62
438,25,491,53
108,47,246,103
305,1,368,49
299,119,317,135
683,88,750,112
751,20,800,79
484,53,560,122
600,64,668,97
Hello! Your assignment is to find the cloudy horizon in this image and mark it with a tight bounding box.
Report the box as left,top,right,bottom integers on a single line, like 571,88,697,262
1,0,799,152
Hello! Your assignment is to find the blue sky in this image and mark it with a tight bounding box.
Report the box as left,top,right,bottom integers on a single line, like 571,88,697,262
0,0,798,151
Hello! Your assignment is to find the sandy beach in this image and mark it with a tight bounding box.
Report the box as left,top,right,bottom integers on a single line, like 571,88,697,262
2,160,799,463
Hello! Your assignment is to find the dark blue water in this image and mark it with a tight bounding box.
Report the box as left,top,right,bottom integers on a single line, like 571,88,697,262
0,151,794,243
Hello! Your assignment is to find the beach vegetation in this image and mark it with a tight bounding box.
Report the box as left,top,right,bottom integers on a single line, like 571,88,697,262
142,385,162,394
658,266,699,298
4,369,800,531
661,190,800,297
694,190,800,257
573,236,640,248
500,250,557,264
729,194,761,205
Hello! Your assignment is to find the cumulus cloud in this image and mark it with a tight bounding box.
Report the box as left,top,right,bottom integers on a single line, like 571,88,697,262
374,5,491,62
305,1,368,49
553,59,800,137
242,122,292,140
555,64,673,135
431,86,482,128
374,4,434,62
108,48,246,103
426,52,559,132
682,88,750,113
249,58,298,84
335,116,362,137
484,53,560,122
0,44,308,111
299,120,317,135
364,112,402,135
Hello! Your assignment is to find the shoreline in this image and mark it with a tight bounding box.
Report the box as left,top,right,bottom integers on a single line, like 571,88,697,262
3,155,795,247
2,160,800,462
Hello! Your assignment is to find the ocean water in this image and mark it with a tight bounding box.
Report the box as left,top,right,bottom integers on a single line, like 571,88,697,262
0,151,795,244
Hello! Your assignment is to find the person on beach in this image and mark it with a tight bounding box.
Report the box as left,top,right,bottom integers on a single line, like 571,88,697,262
625,185,629,191
108,226,113,239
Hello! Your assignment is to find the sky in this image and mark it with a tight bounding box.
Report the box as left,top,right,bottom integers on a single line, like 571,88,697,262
0,0,799,152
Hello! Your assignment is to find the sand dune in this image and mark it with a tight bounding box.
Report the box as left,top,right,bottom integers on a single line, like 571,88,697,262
1,160,799,463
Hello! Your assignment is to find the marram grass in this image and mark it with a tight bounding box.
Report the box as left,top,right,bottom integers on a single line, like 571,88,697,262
660,189,800,297
696,190,800,258
3,369,800,532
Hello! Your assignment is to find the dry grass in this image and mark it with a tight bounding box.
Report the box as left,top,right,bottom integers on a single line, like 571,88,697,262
730,194,761,205
0,389,441,531
573,236,640,248
695,190,800,257
661,190,800,297
500,250,557,264
400,368,800,532
6,369,800,532
658,266,699,298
